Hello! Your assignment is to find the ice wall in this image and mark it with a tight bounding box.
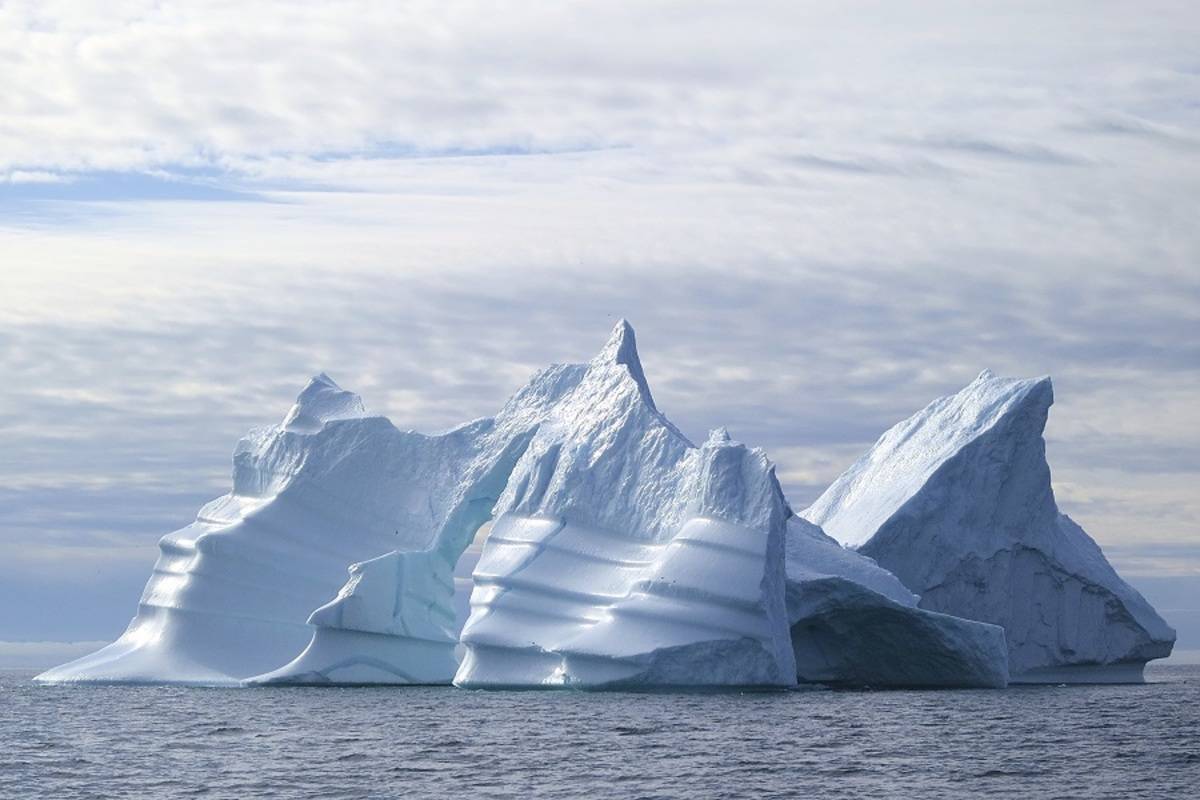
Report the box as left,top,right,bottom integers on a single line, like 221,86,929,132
785,518,1008,688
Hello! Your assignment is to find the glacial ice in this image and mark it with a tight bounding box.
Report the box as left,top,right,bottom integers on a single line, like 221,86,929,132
38,322,799,688
803,370,1176,683
36,326,1174,690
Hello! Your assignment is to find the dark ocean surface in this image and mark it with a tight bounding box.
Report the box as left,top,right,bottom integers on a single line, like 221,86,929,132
3,665,1197,799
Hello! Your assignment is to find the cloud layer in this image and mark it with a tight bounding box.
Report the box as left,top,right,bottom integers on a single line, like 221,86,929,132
1,1,1197,647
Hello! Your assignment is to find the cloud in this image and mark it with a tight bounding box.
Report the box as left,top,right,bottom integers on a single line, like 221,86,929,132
1063,114,1200,150
905,136,1090,165
3,1,1199,183
0,171,269,203
3,170,69,184
0,1,1197,645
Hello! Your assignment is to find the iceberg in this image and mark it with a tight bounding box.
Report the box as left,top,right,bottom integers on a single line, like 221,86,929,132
454,325,797,688
803,370,1176,683
37,326,1170,691
785,517,1009,688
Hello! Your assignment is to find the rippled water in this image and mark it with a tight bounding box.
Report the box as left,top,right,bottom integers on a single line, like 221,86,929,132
3,665,1197,799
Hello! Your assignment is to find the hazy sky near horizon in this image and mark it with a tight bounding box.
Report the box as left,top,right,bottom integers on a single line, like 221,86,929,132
1,1,1198,656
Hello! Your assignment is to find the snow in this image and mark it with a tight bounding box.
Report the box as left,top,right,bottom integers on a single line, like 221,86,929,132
803,370,1176,682
35,375,403,685
249,549,460,685
784,517,916,608
281,372,367,433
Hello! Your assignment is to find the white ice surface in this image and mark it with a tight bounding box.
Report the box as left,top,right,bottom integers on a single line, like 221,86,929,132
802,370,1176,682
784,517,915,608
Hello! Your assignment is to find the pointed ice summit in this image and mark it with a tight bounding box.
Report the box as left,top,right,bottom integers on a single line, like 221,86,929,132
455,325,797,687
803,370,1176,683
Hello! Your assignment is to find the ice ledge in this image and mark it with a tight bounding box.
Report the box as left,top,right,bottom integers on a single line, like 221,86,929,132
1010,662,1148,685
282,373,367,433
245,628,457,686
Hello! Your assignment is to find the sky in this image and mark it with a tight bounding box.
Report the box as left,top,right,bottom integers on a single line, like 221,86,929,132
1,1,1198,665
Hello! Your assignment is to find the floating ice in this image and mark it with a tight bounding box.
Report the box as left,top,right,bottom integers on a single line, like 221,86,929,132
37,330,1172,690
803,370,1176,683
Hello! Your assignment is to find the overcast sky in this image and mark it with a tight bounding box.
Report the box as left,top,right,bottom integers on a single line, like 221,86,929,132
1,1,1197,662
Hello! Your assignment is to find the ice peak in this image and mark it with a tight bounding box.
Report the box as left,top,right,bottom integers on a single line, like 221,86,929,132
969,370,1054,416
804,370,1056,549
971,369,1053,398
282,373,367,433
707,427,733,446
593,319,657,411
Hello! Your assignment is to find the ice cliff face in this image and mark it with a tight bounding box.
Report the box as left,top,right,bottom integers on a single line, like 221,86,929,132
454,325,798,688
785,517,1008,688
803,370,1176,682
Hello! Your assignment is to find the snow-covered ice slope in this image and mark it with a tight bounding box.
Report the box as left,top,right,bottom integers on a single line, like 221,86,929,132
785,518,1008,688
37,367,584,686
455,324,797,688
803,370,1175,683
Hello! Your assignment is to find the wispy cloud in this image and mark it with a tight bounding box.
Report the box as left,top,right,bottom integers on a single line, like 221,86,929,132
904,136,1091,166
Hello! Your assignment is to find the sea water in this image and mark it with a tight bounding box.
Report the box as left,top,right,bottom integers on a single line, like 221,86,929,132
3,665,1197,799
